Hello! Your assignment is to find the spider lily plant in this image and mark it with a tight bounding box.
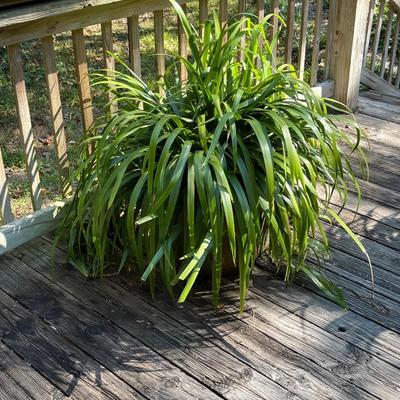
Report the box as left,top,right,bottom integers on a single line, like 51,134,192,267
60,1,369,311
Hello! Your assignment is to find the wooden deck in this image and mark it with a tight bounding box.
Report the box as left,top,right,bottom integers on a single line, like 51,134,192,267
0,92,399,400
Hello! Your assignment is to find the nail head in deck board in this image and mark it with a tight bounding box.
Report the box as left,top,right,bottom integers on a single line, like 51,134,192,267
101,21,118,116
127,15,142,78
1,254,218,400
72,28,94,153
40,35,72,197
7,43,42,211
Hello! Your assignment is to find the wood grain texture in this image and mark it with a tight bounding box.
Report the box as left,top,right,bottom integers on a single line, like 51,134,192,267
298,0,309,80
324,0,336,80
72,28,94,153
380,8,394,78
2,252,217,400
127,15,141,77
285,0,295,64
363,0,375,67
40,35,71,197
219,0,228,43
371,0,386,72
270,0,280,63
310,0,323,86
16,242,300,400
0,0,131,28
0,0,190,46
0,342,66,400
358,92,400,123
389,14,400,83
101,21,117,115
361,68,400,97
329,0,370,108
154,10,165,80
199,0,208,27
0,201,67,254
7,43,42,211
0,149,14,224
178,3,188,83
0,284,139,399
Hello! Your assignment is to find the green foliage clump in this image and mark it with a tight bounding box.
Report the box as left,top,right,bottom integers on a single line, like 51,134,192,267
60,1,368,311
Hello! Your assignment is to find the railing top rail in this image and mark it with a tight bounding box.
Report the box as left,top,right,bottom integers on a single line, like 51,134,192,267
0,0,126,28
391,0,400,11
0,0,189,46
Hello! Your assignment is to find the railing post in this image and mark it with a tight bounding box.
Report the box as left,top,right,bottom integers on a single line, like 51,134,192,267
328,0,370,109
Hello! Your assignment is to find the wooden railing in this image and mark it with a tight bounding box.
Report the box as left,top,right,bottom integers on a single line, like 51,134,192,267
0,0,370,252
362,0,400,96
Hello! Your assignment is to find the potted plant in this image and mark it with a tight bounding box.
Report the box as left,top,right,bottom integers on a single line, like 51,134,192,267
59,1,369,312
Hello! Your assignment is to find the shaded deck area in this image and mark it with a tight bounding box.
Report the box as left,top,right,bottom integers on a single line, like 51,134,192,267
0,93,399,400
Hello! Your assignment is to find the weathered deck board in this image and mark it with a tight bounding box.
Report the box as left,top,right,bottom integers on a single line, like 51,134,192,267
0,92,399,399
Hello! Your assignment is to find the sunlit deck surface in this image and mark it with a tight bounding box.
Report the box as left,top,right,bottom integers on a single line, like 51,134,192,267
0,91,399,400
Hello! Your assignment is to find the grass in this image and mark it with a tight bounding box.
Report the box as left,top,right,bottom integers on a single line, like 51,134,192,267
0,0,329,217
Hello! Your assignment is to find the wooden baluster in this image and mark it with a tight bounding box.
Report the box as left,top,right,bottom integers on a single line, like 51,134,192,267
178,4,188,84
310,0,323,86
389,13,400,83
199,0,208,37
256,0,265,66
285,0,295,64
0,149,13,224
395,52,400,87
72,29,94,154
238,0,246,62
219,0,228,42
371,0,386,72
363,0,376,68
270,0,280,64
128,15,142,78
238,0,245,14
324,0,337,80
101,21,117,115
298,0,310,80
154,10,165,83
7,43,42,211
256,0,264,24
199,0,208,25
40,35,71,197
381,8,394,78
